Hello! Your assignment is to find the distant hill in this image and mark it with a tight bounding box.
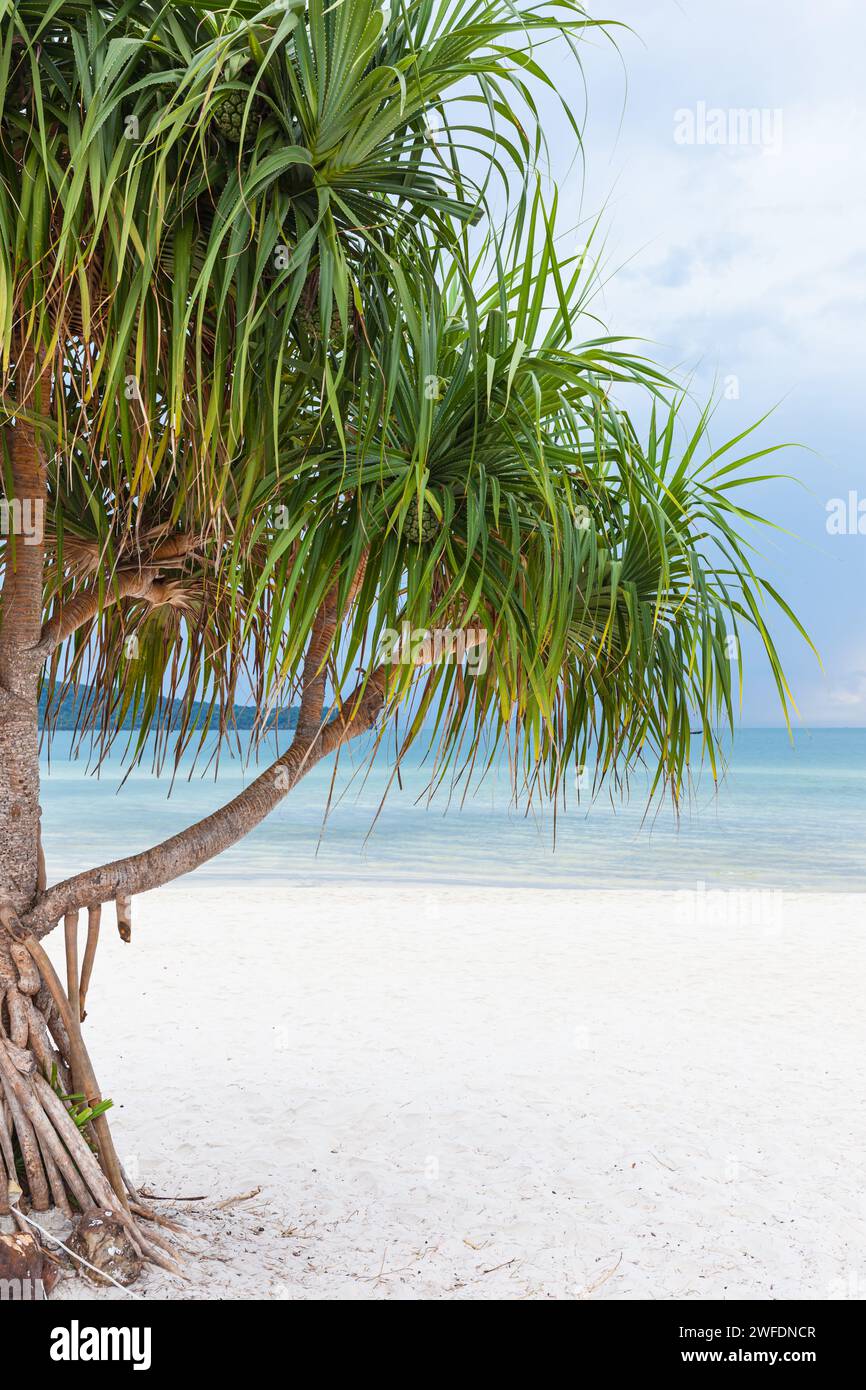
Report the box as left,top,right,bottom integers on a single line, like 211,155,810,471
38,686,299,732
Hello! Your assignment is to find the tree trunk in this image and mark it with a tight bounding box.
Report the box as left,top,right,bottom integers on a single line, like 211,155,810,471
0,384,52,1220
0,346,173,1275
0,346,44,916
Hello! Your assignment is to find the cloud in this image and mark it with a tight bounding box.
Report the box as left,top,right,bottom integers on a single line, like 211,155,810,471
572,100,866,400
801,669,866,725
537,2,866,722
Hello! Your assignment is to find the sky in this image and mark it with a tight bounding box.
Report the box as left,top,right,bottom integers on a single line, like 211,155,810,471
535,0,866,726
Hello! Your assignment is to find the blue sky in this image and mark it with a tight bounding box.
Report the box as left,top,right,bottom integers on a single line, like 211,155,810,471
536,0,866,726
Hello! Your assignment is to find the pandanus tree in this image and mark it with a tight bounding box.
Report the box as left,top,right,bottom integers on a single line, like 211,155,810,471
0,0,805,1276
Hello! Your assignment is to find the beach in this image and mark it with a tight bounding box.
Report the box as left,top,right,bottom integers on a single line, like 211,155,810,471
5,0,864,1333
47,881,865,1301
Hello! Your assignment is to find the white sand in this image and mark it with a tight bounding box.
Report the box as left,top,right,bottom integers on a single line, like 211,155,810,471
48,883,865,1301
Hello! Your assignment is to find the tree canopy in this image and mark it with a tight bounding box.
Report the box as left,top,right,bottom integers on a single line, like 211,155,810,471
0,0,808,804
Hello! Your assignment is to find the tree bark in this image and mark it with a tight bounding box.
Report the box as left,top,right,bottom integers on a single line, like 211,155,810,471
294,551,367,742
0,343,46,916
37,568,161,656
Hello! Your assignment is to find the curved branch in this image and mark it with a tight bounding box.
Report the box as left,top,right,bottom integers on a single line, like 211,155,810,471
294,591,338,742
294,551,368,743
36,569,160,656
145,533,200,567
24,587,484,936
23,667,388,937
22,614,487,933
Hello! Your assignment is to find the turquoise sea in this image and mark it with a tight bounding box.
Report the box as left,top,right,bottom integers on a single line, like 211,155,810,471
37,728,866,893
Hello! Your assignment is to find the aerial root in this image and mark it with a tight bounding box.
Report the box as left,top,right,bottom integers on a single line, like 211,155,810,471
0,923,182,1281
78,906,101,1022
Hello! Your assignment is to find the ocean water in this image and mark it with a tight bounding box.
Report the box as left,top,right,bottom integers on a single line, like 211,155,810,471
36,727,866,893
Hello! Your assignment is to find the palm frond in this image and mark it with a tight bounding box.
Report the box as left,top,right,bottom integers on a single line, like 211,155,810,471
0,0,809,805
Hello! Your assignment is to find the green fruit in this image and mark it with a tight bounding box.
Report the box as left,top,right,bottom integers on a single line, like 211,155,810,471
214,87,263,142
296,299,342,346
405,497,439,543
